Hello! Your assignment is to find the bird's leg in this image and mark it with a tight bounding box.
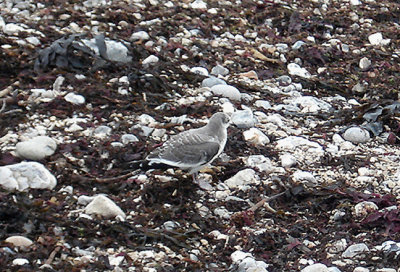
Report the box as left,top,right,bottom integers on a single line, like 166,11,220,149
192,172,199,183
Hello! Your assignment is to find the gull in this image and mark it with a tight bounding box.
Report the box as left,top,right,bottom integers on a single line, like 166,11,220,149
140,112,230,180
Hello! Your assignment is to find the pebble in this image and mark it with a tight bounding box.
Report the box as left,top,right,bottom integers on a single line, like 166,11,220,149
224,169,260,190
84,195,126,219
214,207,231,219
190,0,207,9
342,243,369,258
231,110,257,128
368,32,390,46
353,268,369,272
280,154,297,168
211,84,241,101
354,201,379,217
104,40,132,63
16,136,57,160
12,258,29,266
231,250,268,272
292,40,305,50
359,57,371,70
245,155,274,173
243,128,270,146
5,236,33,247
287,63,311,78
288,96,332,113
3,23,25,35
201,76,227,88
255,100,271,110
239,70,258,80
64,93,85,105
93,125,112,138
121,134,139,144
130,31,150,41
328,238,348,254
190,66,209,76
301,263,329,272
277,75,292,86
276,136,323,153
293,171,317,186
342,127,370,143
0,162,57,191
26,36,41,46
142,55,159,66
211,64,229,76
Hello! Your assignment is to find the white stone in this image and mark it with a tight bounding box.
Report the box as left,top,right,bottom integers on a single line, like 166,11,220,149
245,155,274,173
3,23,25,35
243,128,270,146
231,110,256,128
5,236,33,247
368,32,390,46
287,63,311,78
224,169,260,189
93,126,112,138
0,162,57,191
211,84,241,101
12,258,29,266
26,36,41,46
142,55,159,65
255,100,271,110
293,171,317,185
281,154,297,168
287,96,332,113
353,267,370,272
276,136,323,154
231,250,252,263
121,134,139,144
130,31,150,41
354,201,378,217
137,114,156,125
190,0,207,9
211,65,229,76
190,66,209,76
85,195,126,219
64,93,85,105
342,243,369,258
359,57,371,70
202,77,227,88
53,76,65,92
343,127,370,143
16,136,57,160
214,207,231,219
301,263,329,272
350,0,361,5
328,238,348,254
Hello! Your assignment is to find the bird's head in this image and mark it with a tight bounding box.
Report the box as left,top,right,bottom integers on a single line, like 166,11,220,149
209,112,231,128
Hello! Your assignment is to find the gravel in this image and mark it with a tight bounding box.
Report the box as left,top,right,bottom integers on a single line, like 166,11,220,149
2,0,400,271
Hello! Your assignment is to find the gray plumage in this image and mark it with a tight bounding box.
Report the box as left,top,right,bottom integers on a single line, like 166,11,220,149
146,112,230,174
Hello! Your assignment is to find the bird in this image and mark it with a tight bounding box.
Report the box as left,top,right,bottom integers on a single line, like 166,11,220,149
137,112,231,180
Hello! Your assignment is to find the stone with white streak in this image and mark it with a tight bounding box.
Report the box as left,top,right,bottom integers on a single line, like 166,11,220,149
85,195,126,219
0,162,57,191
16,136,57,160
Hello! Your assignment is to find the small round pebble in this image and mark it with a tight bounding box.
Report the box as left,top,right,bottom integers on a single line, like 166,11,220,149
342,127,370,144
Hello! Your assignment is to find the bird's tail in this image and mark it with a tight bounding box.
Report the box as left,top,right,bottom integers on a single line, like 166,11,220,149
127,160,171,171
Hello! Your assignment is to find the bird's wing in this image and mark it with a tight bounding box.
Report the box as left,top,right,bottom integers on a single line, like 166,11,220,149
146,130,220,168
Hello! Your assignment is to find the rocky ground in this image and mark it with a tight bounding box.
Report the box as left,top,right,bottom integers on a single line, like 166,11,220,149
1,0,400,271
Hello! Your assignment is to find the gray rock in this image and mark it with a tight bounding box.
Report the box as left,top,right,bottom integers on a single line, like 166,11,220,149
190,66,209,76
0,162,57,191
292,40,305,50
293,171,317,186
287,96,332,113
201,77,227,88
342,127,370,143
231,110,257,128
211,65,229,76
280,154,297,168
354,201,378,217
16,136,57,160
142,55,159,66
245,155,274,173
276,136,323,153
211,84,241,101
85,195,126,219
342,243,369,258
